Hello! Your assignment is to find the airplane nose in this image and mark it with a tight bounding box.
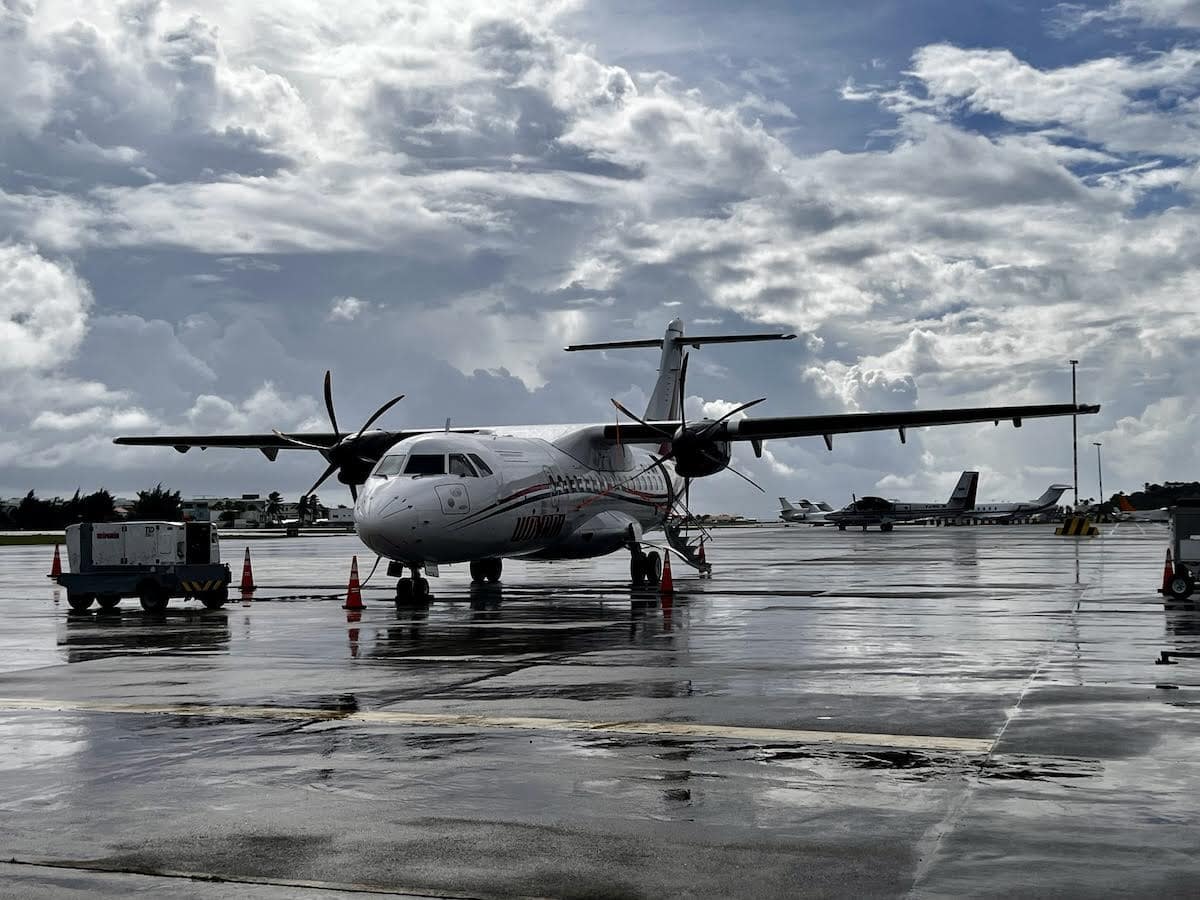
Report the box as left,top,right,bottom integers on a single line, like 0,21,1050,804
356,480,420,560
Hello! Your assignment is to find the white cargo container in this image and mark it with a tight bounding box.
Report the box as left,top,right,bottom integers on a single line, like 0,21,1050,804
66,521,220,570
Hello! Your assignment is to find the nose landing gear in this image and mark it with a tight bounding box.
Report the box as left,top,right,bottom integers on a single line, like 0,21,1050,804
395,564,430,606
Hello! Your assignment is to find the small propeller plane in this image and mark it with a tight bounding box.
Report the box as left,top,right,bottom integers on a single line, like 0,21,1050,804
824,471,980,532
115,319,1100,602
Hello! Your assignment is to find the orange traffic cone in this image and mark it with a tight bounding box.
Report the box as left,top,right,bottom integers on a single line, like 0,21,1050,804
659,552,674,594
239,547,255,595
1160,548,1175,594
47,544,62,579
343,555,363,610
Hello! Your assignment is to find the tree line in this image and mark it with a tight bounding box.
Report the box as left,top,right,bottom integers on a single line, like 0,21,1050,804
0,485,181,531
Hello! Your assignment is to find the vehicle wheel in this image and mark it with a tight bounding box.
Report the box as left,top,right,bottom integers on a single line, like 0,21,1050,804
200,587,229,609
97,594,121,610
645,550,663,584
138,582,169,613
881,523,894,533
837,524,847,531
67,593,94,612
485,559,502,583
469,560,484,583
1167,572,1195,601
631,552,646,586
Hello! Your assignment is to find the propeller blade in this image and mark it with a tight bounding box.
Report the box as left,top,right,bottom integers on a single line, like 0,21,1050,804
610,398,672,435
724,462,765,493
349,482,358,502
305,460,339,498
272,429,333,453
678,352,689,430
699,397,767,437
355,394,406,440
323,370,340,435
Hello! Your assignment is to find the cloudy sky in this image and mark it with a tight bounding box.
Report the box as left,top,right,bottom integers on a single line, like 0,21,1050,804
2,0,1198,517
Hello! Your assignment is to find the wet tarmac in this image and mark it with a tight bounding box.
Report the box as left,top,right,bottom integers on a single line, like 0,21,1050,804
1,523,1197,897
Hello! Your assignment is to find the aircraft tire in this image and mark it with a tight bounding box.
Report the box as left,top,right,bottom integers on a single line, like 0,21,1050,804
485,559,502,583
837,524,846,531
646,551,663,584
1167,572,1195,601
395,579,414,604
469,560,484,583
630,552,646,586
416,577,430,597
880,523,894,533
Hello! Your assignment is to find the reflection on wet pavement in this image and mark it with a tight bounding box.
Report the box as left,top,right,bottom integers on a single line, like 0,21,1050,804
0,525,1197,897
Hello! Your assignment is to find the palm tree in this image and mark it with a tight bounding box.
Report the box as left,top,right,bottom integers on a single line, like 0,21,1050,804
265,491,282,526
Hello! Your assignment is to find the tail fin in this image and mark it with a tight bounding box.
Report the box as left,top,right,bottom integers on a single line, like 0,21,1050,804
1033,484,1071,507
947,471,979,509
779,497,797,511
817,501,833,511
1118,495,1135,512
566,317,795,421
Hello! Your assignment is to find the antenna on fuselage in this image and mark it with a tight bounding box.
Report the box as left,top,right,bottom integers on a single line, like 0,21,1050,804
564,317,796,420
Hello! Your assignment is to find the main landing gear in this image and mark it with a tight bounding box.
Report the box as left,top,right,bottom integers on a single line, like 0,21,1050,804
630,547,663,587
469,559,503,584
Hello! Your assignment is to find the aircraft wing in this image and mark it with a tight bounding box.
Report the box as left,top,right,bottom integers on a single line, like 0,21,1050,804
113,428,483,460
602,403,1100,445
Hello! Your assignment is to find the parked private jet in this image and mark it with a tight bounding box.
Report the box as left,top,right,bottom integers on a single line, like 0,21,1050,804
950,483,1071,523
778,498,833,524
116,320,1099,601
825,471,979,531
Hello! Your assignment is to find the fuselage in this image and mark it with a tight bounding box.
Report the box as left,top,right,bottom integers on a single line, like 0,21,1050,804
354,428,677,565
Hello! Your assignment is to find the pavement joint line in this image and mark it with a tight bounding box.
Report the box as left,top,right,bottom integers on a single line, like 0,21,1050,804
0,697,993,753
1,858,478,898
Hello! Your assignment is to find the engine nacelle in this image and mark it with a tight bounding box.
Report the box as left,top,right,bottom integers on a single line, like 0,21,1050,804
672,422,731,478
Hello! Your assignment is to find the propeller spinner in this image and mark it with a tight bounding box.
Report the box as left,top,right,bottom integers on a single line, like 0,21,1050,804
275,370,404,502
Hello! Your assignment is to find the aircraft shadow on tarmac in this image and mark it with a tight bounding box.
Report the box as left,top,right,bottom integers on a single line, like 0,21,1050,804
57,607,231,664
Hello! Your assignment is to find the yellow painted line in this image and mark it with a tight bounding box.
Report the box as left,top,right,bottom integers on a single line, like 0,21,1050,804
0,697,992,753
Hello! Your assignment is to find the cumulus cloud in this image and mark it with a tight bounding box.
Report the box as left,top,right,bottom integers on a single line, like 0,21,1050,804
0,243,92,370
328,296,366,321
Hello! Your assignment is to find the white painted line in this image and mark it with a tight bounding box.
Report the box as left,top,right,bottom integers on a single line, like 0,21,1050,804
0,697,993,753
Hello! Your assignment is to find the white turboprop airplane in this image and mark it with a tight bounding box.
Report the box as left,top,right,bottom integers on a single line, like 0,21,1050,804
824,471,980,532
950,483,1072,523
778,498,833,524
116,319,1100,602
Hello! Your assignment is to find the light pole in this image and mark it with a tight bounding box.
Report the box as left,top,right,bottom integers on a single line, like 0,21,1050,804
1093,442,1103,507
1070,359,1079,510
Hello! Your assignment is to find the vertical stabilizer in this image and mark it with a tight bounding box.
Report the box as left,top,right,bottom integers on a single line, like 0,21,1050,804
779,497,797,511
947,471,979,510
564,319,796,422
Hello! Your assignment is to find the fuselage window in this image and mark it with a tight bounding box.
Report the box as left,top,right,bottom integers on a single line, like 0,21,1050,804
375,454,406,477
449,453,477,477
468,453,494,476
404,454,446,475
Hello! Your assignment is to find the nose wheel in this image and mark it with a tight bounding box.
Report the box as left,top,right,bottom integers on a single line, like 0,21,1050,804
395,565,431,605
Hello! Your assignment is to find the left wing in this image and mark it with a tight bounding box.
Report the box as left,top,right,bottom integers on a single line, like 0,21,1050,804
603,403,1100,447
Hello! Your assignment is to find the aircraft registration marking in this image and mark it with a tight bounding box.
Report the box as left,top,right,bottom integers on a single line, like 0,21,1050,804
0,697,993,753
510,512,566,541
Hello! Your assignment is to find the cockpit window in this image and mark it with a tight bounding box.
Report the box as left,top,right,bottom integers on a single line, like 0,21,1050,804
468,453,493,476
448,453,477,477
375,454,406,477
403,454,446,475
